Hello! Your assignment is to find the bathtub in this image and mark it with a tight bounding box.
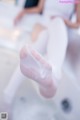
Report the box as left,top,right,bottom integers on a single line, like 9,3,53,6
0,2,80,120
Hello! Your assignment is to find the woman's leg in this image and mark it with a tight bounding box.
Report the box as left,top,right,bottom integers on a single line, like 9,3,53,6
40,18,68,97
20,18,68,99
47,18,68,79
0,24,48,115
31,24,48,55
3,66,26,104
0,66,26,119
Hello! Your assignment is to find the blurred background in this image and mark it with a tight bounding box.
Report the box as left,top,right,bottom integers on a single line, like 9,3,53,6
0,0,80,120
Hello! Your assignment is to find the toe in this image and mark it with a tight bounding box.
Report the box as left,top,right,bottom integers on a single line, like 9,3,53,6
20,46,28,59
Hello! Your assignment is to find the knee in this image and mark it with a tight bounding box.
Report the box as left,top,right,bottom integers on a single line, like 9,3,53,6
52,17,65,26
49,17,68,47
49,17,67,33
54,17,68,39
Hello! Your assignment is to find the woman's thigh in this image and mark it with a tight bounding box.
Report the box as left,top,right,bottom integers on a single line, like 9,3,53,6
47,18,68,78
31,23,47,42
